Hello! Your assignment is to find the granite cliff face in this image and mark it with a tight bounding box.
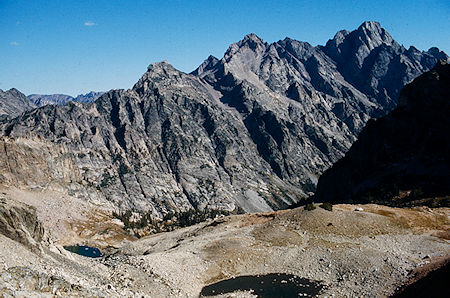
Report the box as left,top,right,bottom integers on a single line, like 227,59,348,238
0,88,37,120
28,91,104,107
314,61,450,206
0,22,447,216
0,192,47,253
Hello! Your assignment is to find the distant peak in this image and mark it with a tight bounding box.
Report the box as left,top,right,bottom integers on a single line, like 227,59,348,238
206,55,219,63
147,60,175,72
242,33,264,42
353,21,394,48
191,55,219,76
237,33,267,50
358,21,382,31
331,30,350,42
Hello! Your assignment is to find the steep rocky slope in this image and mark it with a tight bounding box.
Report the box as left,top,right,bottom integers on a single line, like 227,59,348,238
0,22,447,216
0,88,37,119
28,91,104,107
2,63,303,214
314,61,450,206
0,192,47,254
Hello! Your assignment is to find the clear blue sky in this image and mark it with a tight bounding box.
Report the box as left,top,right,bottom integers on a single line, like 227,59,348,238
1,0,449,96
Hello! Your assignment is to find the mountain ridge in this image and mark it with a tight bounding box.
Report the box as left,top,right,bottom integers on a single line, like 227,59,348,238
0,21,448,216
28,91,104,107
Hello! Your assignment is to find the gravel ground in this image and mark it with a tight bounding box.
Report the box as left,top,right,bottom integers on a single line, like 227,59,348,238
0,188,449,297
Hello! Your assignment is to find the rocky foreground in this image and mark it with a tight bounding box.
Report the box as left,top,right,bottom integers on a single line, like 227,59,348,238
0,188,448,297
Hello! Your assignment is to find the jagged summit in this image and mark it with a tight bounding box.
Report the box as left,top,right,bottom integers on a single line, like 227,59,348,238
224,33,267,59
240,33,266,47
426,47,449,60
191,55,219,77
358,20,382,31
138,61,185,89
146,60,176,72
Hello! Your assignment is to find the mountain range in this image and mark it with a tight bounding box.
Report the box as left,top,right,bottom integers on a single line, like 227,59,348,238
0,21,448,216
27,91,104,107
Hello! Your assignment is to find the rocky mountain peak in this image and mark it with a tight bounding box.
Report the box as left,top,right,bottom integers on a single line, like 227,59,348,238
191,55,219,77
0,88,37,119
356,21,394,48
325,21,396,64
136,61,183,91
240,33,267,49
426,47,449,61
146,60,176,73
5,88,22,96
358,21,382,32
224,33,267,59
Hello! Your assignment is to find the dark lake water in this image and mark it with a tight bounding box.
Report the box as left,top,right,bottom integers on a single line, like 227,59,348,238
200,273,323,297
392,262,450,298
63,245,102,258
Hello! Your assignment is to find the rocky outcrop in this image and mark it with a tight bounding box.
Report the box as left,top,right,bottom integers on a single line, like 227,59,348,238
0,192,47,253
0,266,97,296
28,91,104,107
0,136,81,189
0,88,36,119
314,61,450,206
0,22,447,216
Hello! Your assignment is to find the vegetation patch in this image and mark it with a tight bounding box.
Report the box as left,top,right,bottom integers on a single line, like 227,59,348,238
113,208,230,237
99,172,116,188
304,203,316,211
319,202,333,211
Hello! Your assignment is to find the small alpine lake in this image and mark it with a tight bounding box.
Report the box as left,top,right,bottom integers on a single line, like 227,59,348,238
200,273,323,297
63,245,102,258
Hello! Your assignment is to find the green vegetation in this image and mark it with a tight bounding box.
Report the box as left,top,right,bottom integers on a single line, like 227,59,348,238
113,208,230,237
118,163,132,175
319,202,333,211
304,203,316,211
99,172,116,188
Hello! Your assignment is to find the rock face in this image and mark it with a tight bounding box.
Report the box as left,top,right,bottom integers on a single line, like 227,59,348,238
28,91,104,107
0,22,447,215
0,192,47,253
314,61,450,205
0,136,81,190
0,88,37,119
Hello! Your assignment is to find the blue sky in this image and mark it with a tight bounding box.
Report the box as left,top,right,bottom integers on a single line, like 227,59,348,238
1,0,449,96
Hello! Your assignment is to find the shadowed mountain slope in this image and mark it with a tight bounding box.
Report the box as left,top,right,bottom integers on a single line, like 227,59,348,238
314,61,450,206
0,89,37,120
